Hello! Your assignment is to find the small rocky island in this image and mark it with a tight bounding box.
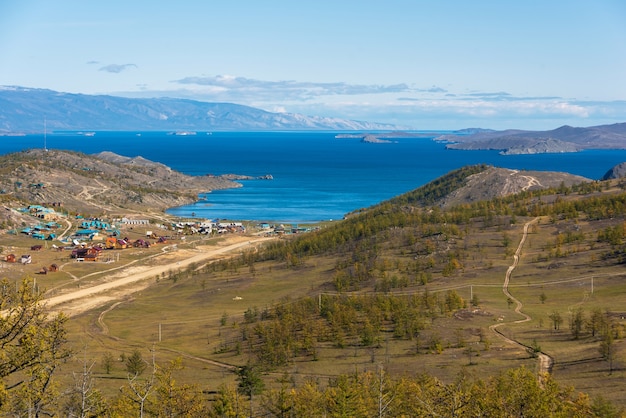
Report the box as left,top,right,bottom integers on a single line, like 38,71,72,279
362,135,397,144
334,133,397,143
216,174,273,180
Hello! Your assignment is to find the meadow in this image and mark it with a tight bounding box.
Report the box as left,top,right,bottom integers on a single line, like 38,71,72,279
3,166,626,415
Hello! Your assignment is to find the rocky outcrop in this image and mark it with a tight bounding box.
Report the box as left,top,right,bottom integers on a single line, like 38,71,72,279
218,174,273,180
362,135,397,144
446,137,579,154
499,138,580,155
601,162,626,180
438,167,591,208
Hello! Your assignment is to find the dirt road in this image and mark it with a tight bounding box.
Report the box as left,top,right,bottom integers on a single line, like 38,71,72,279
43,235,274,317
489,217,554,375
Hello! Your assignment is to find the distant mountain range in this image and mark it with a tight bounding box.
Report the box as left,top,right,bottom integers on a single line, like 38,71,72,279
438,123,626,154
0,86,403,132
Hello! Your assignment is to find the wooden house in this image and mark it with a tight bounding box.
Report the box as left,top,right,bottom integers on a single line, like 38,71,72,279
105,236,128,249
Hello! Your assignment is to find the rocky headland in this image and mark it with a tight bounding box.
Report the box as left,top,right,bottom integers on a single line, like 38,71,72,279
437,122,626,154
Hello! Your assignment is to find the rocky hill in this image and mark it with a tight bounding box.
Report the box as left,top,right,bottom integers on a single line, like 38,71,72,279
0,86,402,132
439,123,626,154
437,166,590,208
0,149,239,218
601,162,626,180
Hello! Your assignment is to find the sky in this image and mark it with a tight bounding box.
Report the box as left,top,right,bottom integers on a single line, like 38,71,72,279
1,0,625,130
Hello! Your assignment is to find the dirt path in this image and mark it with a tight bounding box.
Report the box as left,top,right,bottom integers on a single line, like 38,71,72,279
43,235,275,317
508,169,544,191
489,217,554,375
520,175,544,191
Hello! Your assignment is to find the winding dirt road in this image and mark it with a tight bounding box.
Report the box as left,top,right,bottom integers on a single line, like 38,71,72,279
489,217,554,375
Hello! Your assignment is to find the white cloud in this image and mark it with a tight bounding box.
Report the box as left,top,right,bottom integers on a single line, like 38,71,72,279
111,74,625,130
173,74,415,101
98,63,137,74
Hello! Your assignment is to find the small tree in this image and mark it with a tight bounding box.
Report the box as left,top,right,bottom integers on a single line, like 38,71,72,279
599,332,616,375
220,312,229,327
125,349,147,376
549,311,562,331
0,277,71,416
526,339,542,358
236,363,265,417
102,352,115,374
470,293,480,307
569,307,585,339
63,352,108,418
236,363,265,400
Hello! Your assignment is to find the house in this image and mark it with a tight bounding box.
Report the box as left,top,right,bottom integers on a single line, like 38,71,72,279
133,239,150,248
80,220,111,230
105,236,128,249
26,205,56,220
71,247,101,261
216,222,246,234
74,229,99,240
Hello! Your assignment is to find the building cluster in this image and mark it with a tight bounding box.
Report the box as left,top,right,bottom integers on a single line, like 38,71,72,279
6,204,251,267
172,220,246,235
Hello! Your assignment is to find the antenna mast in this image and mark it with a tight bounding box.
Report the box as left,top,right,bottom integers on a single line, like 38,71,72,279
44,117,48,152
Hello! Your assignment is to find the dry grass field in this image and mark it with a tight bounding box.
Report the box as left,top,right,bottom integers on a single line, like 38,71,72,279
32,213,623,407
2,160,626,412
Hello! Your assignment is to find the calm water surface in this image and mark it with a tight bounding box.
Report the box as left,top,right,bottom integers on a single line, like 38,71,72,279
2,131,626,222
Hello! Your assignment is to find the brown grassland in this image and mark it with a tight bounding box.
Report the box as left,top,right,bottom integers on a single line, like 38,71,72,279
2,162,626,415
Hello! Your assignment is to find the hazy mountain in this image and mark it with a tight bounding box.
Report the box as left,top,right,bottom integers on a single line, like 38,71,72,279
438,122,626,154
0,86,403,132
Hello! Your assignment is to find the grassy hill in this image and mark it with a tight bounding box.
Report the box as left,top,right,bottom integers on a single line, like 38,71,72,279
1,155,625,415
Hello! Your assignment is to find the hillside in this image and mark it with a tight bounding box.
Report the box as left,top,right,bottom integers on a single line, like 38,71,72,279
383,164,590,209
0,86,402,132
0,149,239,218
437,166,590,207
439,122,626,154
3,157,626,415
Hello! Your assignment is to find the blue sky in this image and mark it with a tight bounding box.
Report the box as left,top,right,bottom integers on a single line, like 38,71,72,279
1,1,625,130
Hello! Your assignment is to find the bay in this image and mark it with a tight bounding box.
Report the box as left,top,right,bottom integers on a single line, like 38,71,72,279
2,131,626,223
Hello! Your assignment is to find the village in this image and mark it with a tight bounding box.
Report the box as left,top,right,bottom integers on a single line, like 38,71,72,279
1,203,314,280
1,203,253,274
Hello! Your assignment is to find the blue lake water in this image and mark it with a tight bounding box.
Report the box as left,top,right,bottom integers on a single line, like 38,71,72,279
2,131,626,222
